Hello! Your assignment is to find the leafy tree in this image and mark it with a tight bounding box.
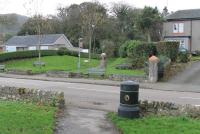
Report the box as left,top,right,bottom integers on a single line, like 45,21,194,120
137,6,163,42
18,15,52,35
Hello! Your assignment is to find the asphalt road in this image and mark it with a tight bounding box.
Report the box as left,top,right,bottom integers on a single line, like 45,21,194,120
0,77,200,111
170,61,200,85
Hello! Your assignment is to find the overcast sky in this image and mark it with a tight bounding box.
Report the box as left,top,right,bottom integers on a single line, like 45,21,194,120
0,0,200,16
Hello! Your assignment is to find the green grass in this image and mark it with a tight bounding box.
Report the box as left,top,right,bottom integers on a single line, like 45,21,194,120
0,101,57,134
191,56,200,61
106,58,145,76
5,56,145,76
109,113,200,134
5,55,99,74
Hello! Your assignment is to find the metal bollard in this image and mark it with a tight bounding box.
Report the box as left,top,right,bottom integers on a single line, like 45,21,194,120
118,81,139,119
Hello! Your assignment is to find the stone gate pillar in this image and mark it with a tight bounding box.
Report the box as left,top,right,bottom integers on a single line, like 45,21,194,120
149,55,160,83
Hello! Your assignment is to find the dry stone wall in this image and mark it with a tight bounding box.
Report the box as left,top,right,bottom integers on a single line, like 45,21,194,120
0,86,65,108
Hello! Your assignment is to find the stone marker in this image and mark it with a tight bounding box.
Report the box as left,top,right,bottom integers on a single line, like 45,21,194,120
99,53,107,69
149,55,160,83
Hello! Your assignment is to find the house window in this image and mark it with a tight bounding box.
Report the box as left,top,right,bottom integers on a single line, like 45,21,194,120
173,23,184,33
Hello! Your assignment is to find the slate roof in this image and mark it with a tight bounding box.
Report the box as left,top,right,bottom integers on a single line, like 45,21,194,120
166,9,200,20
6,34,69,47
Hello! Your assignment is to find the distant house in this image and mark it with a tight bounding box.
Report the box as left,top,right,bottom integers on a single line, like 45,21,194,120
163,9,200,51
4,34,74,52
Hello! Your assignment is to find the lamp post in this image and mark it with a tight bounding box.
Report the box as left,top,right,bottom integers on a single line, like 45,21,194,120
89,24,95,63
78,38,83,73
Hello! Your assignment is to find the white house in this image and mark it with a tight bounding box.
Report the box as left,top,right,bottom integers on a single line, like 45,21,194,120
4,34,74,52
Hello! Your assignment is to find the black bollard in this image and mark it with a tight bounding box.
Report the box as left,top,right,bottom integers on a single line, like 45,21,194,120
118,81,139,119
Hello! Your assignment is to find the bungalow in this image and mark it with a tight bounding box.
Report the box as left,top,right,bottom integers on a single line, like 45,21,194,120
163,9,200,52
4,34,74,52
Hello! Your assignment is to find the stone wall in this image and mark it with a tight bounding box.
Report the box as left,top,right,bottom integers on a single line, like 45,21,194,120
139,100,200,119
6,69,34,75
0,86,65,109
46,71,82,78
109,74,146,82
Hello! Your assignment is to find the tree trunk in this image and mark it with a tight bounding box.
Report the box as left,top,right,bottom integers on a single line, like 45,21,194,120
147,31,151,43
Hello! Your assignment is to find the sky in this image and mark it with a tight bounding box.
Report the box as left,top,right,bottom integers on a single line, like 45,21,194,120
0,0,200,16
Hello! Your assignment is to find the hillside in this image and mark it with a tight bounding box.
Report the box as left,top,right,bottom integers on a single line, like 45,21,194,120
0,13,28,34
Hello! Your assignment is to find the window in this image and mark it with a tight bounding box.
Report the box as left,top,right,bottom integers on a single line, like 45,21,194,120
173,23,184,33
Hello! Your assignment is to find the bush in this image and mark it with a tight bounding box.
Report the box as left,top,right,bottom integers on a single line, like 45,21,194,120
57,47,68,56
119,42,129,58
178,51,190,63
115,64,133,70
124,40,157,68
0,50,58,62
158,55,171,80
157,41,179,62
101,40,116,57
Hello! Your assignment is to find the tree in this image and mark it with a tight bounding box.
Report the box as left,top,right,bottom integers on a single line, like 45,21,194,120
18,15,52,35
137,6,163,42
57,4,82,47
80,2,107,60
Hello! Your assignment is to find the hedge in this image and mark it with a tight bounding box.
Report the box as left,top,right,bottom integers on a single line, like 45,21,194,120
157,41,179,62
0,49,100,63
57,47,100,59
123,40,157,68
0,50,58,62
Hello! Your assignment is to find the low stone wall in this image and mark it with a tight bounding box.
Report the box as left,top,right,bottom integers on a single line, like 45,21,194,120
6,69,34,75
139,100,200,119
109,74,146,82
46,71,82,78
0,86,65,109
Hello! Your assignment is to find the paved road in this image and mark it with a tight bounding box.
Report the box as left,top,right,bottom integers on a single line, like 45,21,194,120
170,61,200,85
0,77,200,111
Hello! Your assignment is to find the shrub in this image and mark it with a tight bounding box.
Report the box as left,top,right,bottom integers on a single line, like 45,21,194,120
178,51,190,63
158,55,171,80
157,41,179,62
0,50,58,62
0,50,100,63
100,40,116,57
119,43,128,58
124,40,157,68
115,64,133,70
57,47,68,56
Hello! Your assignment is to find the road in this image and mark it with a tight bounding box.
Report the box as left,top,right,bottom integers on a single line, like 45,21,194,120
0,77,200,111
170,61,200,85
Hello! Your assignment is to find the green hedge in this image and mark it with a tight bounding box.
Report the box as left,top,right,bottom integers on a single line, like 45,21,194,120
0,49,100,63
122,40,157,68
57,47,100,59
0,50,58,62
157,41,179,62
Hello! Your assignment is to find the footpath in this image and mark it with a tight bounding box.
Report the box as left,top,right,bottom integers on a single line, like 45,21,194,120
0,73,200,93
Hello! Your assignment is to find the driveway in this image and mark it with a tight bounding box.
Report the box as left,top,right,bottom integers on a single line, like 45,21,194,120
169,61,200,84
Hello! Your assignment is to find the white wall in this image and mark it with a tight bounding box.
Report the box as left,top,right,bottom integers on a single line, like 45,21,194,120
6,46,16,52
28,46,37,50
40,46,49,50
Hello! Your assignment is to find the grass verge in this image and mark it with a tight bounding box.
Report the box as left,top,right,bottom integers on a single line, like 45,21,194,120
0,101,57,134
108,113,200,134
5,56,145,76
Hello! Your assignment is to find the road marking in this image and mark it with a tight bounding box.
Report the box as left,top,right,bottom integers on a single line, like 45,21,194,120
179,97,200,100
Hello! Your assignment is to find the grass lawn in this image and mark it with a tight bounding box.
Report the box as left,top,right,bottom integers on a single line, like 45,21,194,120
5,55,145,76
109,113,200,134
191,56,200,61
0,101,57,134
